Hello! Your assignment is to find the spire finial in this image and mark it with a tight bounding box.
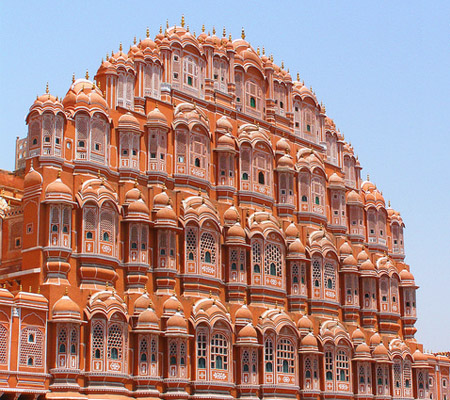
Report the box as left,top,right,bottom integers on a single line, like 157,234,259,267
228,33,232,41
186,25,189,32
281,60,284,69
166,19,169,29
297,72,300,81
181,15,185,27
134,178,138,188
223,27,226,37
270,54,274,62
159,25,162,34
133,36,137,44
85,70,89,80
212,26,216,35
57,169,61,179
202,24,205,33
241,27,245,40
119,42,123,52
45,82,49,94
105,281,109,290
97,170,101,179
19,284,23,292
72,73,75,83
257,47,260,56
209,290,212,299
64,287,68,296
367,174,370,181
388,200,391,207
262,46,265,55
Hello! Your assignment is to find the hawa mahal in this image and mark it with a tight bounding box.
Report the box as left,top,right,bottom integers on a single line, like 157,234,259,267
1,17,448,400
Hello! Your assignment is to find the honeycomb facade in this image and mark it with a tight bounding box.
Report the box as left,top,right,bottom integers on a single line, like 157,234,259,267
0,20,448,400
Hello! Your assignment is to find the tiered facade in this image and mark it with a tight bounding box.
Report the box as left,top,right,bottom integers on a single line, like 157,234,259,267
0,19,448,400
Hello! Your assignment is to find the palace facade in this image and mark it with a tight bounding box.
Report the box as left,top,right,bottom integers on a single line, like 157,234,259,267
0,19,448,400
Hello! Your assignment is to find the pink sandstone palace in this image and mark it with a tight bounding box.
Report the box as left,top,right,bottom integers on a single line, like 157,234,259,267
0,18,448,400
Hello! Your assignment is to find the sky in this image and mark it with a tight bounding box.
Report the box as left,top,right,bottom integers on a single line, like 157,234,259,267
0,1,449,349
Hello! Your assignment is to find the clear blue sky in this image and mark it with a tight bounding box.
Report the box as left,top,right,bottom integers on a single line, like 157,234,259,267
0,1,448,349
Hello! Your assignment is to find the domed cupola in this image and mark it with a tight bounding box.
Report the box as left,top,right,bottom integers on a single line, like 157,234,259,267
24,163,43,188
136,305,160,332
226,222,246,245
51,291,81,321
216,115,233,133
146,105,169,130
44,171,73,203
118,112,141,132
236,323,258,346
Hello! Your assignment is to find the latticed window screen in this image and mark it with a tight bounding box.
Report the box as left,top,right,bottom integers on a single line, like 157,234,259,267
139,336,148,362
186,227,197,262
150,337,157,363
169,340,177,364
91,117,106,162
336,350,349,381
277,338,295,373
403,360,412,388
242,350,249,372
19,327,43,366
107,323,123,361
264,339,274,372
176,130,187,163
29,119,41,150
394,360,402,388
200,232,216,264
264,243,282,277
210,333,228,370
325,350,333,380
252,241,262,272
58,325,67,354
324,262,336,290
241,149,251,181
312,258,322,287
197,331,207,368
179,341,186,365
84,207,97,237
9,220,22,250
70,327,78,355
92,320,104,359
100,207,114,243
0,324,8,364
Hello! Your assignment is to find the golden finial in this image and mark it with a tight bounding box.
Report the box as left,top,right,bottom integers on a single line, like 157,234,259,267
281,61,284,69
202,24,205,33
228,33,232,41
270,54,274,62
257,47,260,56
287,68,290,73
97,170,101,178
159,25,162,34
64,287,68,296
243,296,247,305
105,281,109,290
223,27,226,37
29,286,32,292
262,47,265,55
198,188,202,196
72,73,75,83
212,26,216,35
162,183,167,191
297,72,300,81
388,200,391,207
37,286,41,294
181,15,185,28
97,81,101,89
46,82,49,94
367,174,370,181
209,290,212,299
101,177,105,186
134,178,138,188
174,26,177,33
85,70,89,80
186,25,189,32
119,42,123,52
143,285,147,294
92,81,95,89
177,304,181,312
241,27,245,40
19,284,23,292
133,36,137,45
57,169,61,179
166,19,169,29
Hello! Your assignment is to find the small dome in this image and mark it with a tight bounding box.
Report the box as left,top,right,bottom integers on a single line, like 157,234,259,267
370,332,381,346
45,175,72,202
301,332,318,347
347,190,363,205
400,268,415,282
153,189,170,208
357,249,369,263
223,206,239,224
128,198,150,216
237,323,258,342
288,238,306,256
355,342,371,355
118,112,140,130
342,254,358,267
134,292,151,314
328,173,345,189
235,304,253,322
166,311,187,331
216,116,233,132
163,295,183,316
24,165,43,188
52,294,81,320
146,105,169,128
362,179,376,192
297,314,313,330
360,259,375,272
217,134,236,149
155,205,177,222
276,138,290,153
413,349,427,362
339,241,353,256
136,307,159,331
285,222,299,239
125,186,142,203
352,327,365,342
373,342,389,357
227,222,246,240
277,154,295,169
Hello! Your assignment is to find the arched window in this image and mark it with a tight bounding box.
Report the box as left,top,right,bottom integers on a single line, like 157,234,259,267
200,231,217,266
197,330,207,370
336,349,349,382
211,333,228,370
277,338,295,374
325,350,333,381
258,171,265,184
270,262,276,276
265,339,274,372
